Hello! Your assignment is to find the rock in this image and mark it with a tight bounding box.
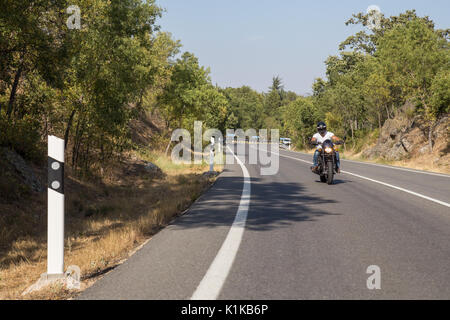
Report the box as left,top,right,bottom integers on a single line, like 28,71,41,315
144,161,162,174
1,147,43,192
433,116,449,141
202,171,220,178
419,145,430,155
125,160,164,178
400,137,413,153
22,265,81,296
361,103,449,163
385,142,408,161
362,146,380,160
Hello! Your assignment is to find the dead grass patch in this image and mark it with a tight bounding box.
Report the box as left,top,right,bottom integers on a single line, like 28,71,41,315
0,152,220,300
340,150,450,174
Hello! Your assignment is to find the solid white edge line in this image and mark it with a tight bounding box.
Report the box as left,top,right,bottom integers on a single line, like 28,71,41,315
191,145,251,300
340,170,450,208
272,150,450,208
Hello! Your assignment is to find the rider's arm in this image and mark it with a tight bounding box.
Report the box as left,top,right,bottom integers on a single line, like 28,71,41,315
310,136,319,146
331,135,341,142
331,135,344,145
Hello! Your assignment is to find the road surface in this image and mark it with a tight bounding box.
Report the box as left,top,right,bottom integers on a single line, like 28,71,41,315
79,143,450,299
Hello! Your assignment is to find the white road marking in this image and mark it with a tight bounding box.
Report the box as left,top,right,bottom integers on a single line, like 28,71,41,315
191,145,251,300
340,159,450,178
271,150,450,208
284,149,450,178
340,170,450,208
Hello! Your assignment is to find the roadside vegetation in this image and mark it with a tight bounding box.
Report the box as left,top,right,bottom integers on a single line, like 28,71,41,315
0,148,219,299
1,3,447,173
221,11,449,172
0,1,448,299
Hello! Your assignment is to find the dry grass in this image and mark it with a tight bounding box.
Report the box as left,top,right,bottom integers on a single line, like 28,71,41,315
340,150,450,174
0,151,221,300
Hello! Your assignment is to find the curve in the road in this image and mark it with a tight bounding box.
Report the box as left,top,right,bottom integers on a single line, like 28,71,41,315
191,145,251,300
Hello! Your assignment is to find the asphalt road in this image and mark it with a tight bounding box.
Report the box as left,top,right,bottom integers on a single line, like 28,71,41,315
79,143,450,300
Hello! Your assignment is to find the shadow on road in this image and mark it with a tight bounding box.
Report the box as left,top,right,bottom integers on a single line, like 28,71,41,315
313,178,350,185
170,169,341,232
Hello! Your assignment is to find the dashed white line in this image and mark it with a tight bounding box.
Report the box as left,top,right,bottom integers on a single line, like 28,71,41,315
191,145,251,300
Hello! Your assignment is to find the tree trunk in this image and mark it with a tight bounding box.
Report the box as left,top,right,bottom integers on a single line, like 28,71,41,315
6,63,24,118
378,112,382,131
165,137,172,156
428,119,438,154
64,109,77,149
350,120,354,148
72,115,84,168
385,104,391,120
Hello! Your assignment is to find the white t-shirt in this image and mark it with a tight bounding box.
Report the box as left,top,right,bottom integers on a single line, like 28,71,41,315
313,131,335,148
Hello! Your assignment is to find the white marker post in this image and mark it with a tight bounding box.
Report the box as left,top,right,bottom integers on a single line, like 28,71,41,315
46,135,65,279
209,137,215,172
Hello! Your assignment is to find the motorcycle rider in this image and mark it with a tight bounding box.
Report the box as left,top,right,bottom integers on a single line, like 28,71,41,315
310,122,343,173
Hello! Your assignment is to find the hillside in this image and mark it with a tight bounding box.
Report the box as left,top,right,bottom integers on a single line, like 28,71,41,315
0,111,218,299
358,107,449,173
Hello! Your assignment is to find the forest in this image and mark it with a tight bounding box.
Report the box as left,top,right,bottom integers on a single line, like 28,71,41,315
1,1,449,173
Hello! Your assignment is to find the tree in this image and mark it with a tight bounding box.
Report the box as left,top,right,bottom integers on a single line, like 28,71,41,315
0,0,181,170
363,72,391,130
0,0,70,118
270,75,284,98
283,97,319,148
158,52,210,129
222,86,264,130
429,69,450,117
340,9,435,54
377,18,449,150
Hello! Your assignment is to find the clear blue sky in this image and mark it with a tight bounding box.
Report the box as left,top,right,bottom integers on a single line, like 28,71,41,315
156,0,449,95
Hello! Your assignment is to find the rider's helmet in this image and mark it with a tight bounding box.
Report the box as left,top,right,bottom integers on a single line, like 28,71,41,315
317,122,327,136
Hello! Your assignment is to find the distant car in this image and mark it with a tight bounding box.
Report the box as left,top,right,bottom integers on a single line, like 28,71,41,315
280,138,291,145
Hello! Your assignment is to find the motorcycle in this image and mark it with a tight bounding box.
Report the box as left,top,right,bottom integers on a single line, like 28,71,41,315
311,139,344,185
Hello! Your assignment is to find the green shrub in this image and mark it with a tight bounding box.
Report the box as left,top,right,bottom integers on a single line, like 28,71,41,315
0,115,44,163
0,158,31,202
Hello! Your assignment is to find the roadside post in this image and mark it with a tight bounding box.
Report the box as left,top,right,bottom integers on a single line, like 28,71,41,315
22,136,81,294
46,135,65,279
210,136,215,172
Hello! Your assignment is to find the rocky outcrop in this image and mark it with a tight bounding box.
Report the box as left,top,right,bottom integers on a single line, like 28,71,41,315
1,147,44,192
124,159,164,179
202,171,220,178
362,105,449,163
